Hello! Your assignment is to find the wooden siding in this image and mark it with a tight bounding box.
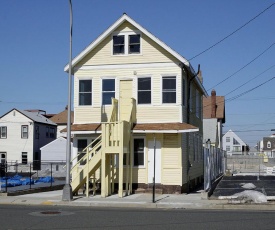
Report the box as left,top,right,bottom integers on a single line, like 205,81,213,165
162,134,182,185
76,21,179,67
74,65,183,124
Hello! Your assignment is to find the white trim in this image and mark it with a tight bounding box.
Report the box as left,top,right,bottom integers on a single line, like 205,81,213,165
111,31,142,56
132,128,199,133
161,75,178,105
101,77,116,106
136,76,152,105
64,14,189,72
76,62,178,71
77,78,93,107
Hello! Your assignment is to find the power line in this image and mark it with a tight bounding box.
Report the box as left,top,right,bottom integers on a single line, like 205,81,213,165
207,42,275,91
224,63,275,96
226,76,275,102
188,3,275,61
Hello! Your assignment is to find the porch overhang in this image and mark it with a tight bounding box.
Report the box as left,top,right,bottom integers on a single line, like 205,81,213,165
62,122,199,135
132,123,199,133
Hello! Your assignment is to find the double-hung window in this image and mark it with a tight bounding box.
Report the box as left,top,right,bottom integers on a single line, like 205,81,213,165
0,126,7,139
162,76,176,103
129,34,140,54
138,77,151,104
21,125,28,139
102,79,115,105
35,126,39,139
113,33,140,55
134,138,144,166
22,152,27,164
113,35,125,55
79,80,92,106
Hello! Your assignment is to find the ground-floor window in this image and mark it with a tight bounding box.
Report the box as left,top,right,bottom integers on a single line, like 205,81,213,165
78,139,87,164
134,138,144,166
22,152,28,164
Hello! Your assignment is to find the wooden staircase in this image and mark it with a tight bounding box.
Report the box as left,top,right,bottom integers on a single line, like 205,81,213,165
70,97,136,198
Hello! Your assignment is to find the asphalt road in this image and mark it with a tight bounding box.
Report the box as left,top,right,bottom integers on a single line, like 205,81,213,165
1,205,275,230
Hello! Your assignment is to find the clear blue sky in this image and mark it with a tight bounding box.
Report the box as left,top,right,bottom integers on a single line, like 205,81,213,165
1,0,274,148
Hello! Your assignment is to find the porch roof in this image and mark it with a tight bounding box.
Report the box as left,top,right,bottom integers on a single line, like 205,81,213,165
62,122,199,134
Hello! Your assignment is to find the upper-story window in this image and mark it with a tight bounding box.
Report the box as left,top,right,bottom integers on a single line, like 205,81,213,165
162,76,176,103
226,137,230,142
196,89,201,118
267,141,271,148
233,138,240,145
0,126,7,139
35,126,39,139
79,80,92,106
113,33,140,55
21,125,28,139
182,78,186,106
113,35,125,54
129,34,140,54
138,77,151,104
102,79,115,105
50,127,55,138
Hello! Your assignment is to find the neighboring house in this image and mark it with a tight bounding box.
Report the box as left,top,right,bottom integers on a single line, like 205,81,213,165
40,136,71,162
0,109,57,165
203,89,225,148
222,130,249,155
63,14,207,197
50,107,74,138
261,134,275,158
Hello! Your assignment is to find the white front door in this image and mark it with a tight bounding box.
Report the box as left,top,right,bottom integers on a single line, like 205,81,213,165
148,140,161,183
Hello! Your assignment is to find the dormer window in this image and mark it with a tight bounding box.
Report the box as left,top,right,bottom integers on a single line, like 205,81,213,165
112,33,141,55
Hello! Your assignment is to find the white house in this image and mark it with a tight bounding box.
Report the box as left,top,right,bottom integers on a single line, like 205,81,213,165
0,109,57,165
40,136,72,162
222,129,248,155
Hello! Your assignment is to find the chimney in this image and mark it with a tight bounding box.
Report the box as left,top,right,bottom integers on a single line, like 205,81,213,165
211,89,216,118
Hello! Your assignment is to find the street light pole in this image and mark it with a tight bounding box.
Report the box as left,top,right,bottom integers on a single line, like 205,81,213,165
62,0,73,201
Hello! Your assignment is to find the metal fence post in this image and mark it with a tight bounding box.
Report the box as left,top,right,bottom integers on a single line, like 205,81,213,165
51,163,53,187
29,163,32,189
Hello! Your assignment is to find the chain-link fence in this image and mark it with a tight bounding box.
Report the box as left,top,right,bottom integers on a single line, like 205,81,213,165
226,153,275,176
0,161,66,194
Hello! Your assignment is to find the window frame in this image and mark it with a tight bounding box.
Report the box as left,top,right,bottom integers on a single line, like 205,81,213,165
35,126,39,139
101,78,116,106
21,125,28,139
226,137,230,142
22,152,28,164
49,127,55,138
0,126,7,139
112,32,141,56
133,138,145,167
137,77,151,105
162,76,177,104
78,79,92,106
267,141,271,148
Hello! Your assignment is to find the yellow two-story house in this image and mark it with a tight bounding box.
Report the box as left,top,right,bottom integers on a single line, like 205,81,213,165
64,14,207,197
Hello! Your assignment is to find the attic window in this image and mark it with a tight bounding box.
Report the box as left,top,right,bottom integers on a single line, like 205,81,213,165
113,33,141,55
129,34,140,54
113,35,125,54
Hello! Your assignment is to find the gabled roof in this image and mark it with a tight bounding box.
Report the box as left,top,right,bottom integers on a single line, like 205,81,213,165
64,13,190,73
50,109,74,125
0,109,56,126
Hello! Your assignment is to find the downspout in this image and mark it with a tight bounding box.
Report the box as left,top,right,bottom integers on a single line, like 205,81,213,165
181,63,200,193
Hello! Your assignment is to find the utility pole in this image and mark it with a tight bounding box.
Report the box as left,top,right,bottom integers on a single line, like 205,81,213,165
62,0,73,201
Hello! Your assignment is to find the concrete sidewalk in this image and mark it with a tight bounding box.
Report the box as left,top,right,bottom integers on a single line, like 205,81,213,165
1,190,275,210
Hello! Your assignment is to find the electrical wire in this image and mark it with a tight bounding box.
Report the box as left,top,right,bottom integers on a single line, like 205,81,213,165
188,3,275,61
